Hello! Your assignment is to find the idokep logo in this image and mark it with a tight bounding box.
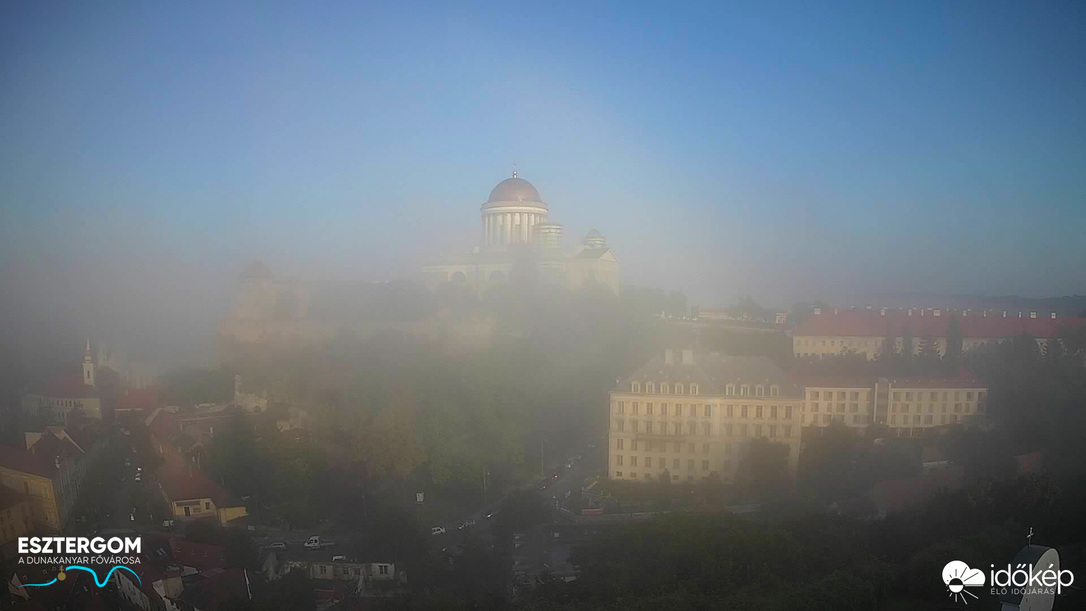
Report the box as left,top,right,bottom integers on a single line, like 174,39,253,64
17,536,143,589
942,560,985,604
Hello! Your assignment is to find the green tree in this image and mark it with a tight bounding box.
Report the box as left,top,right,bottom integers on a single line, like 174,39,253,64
737,438,790,499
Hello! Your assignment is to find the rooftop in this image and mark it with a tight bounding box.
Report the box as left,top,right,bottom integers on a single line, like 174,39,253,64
796,308,1085,339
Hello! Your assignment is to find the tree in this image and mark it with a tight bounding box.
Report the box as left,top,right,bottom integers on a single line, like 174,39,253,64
737,438,789,499
356,383,427,480
945,316,963,366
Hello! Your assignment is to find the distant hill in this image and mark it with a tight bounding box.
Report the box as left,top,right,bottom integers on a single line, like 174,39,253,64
849,293,1086,317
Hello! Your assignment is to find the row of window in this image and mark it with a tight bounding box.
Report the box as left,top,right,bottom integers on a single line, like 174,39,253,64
890,414,967,425
808,391,864,401
628,382,782,397
890,402,976,414
612,420,794,439
807,414,869,425
807,402,863,413
615,456,714,471
893,390,983,402
614,472,705,482
615,402,795,420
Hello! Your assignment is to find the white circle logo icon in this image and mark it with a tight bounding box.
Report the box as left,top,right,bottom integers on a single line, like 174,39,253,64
942,560,985,604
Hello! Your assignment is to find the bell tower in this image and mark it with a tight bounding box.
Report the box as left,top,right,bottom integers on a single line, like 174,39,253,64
82,339,96,388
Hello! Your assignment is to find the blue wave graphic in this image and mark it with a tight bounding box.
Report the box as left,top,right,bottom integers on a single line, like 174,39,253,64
22,565,142,588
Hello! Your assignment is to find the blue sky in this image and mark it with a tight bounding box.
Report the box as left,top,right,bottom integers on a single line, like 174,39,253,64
1,2,1084,359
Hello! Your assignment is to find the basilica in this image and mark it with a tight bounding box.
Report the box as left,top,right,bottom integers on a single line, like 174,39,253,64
421,174,619,292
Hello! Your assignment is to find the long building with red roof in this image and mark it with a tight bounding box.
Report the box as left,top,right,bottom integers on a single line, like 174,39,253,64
794,307,1086,359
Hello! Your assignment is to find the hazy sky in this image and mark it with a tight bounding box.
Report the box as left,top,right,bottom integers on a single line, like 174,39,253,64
2,2,1084,362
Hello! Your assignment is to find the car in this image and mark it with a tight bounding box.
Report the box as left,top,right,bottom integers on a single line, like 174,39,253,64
267,542,287,550
430,526,447,535
332,555,347,561
483,508,498,519
457,519,477,530
540,479,552,490
135,475,141,482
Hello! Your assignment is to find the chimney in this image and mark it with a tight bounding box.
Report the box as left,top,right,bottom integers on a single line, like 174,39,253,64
1051,312,1057,319
1029,311,1037,319
934,309,941,317
681,349,694,365
833,308,839,315
1002,310,1007,318
880,308,886,316
983,310,987,317
664,349,674,365
813,307,822,315
907,309,913,317
1018,311,1023,318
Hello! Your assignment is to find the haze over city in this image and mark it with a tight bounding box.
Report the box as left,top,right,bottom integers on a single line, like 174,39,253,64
3,2,1085,366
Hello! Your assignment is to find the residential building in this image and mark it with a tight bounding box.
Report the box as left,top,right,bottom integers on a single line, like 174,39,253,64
156,452,247,526
0,486,32,561
0,425,104,532
794,307,1086,359
800,375,987,436
609,349,803,484
21,341,104,423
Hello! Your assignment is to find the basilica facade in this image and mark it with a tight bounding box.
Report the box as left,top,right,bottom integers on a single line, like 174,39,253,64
421,174,619,292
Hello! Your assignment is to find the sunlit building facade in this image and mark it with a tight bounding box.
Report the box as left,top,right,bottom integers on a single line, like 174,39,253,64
608,349,802,484
801,376,987,436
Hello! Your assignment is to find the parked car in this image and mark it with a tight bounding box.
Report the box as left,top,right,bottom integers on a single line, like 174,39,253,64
332,555,347,561
304,536,335,549
483,508,499,519
266,542,287,550
431,526,447,535
457,519,477,530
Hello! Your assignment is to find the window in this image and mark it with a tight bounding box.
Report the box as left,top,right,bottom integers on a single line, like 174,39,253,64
756,385,764,397
687,422,696,434
204,501,210,510
673,458,680,468
954,403,962,413
675,403,682,416
809,391,819,400
632,402,639,416
691,384,699,395
811,402,819,412
673,422,681,435
726,404,733,417
823,414,831,424
702,460,709,471
725,424,733,436
617,401,625,415
676,383,684,395
837,402,845,413
930,392,938,401
785,406,793,419
741,405,748,418
658,457,665,468
770,405,778,419
784,426,792,437
849,403,858,413
704,404,712,418
966,391,974,400
770,385,779,397
726,384,735,396
660,403,668,416
617,420,624,432
754,424,763,437
662,383,670,394
647,382,655,394
702,443,709,453
616,455,623,466
740,424,748,437
769,425,776,438
702,422,711,435
741,384,749,396
646,403,653,416
756,405,763,418
851,391,860,400
631,382,640,393
893,391,901,401
616,438,623,450
631,456,637,466
688,459,695,470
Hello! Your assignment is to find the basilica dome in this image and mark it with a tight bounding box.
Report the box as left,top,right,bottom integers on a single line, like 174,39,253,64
485,175,545,207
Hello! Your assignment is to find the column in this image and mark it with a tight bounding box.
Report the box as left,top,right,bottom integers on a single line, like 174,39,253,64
505,213,512,245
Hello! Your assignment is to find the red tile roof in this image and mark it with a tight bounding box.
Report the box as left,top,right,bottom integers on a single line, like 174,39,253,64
157,452,233,506
796,310,1085,339
117,387,161,411
0,433,84,479
31,374,99,399
170,536,227,571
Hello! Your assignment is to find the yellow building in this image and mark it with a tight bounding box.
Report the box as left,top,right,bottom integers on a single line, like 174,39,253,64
0,486,32,560
800,376,987,437
608,349,803,484
0,436,86,532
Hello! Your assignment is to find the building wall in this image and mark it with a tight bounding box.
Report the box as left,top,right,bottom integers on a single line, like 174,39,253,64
0,470,63,532
802,386,875,428
171,497,217,521
794,334,1048,360
21,394,102,423
607,391,802,484
801,383,987,437
0,498,33,551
